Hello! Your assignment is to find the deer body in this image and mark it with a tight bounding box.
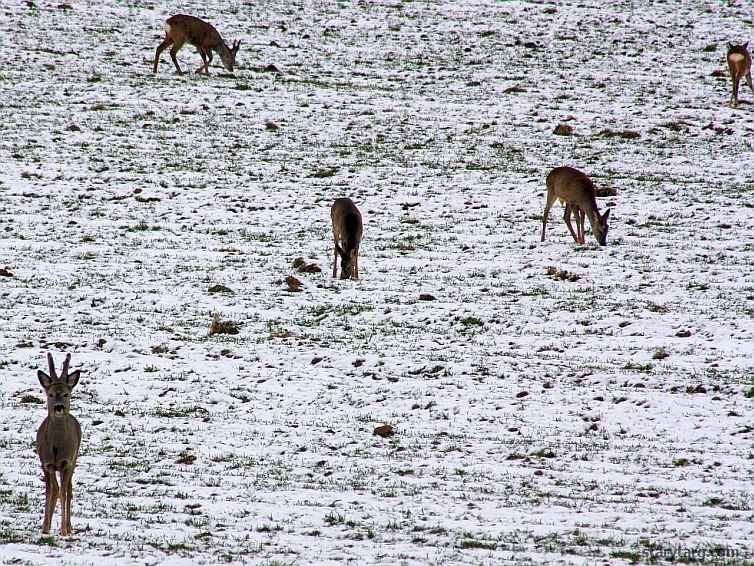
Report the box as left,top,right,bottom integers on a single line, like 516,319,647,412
331,198,363,279
36,353,81,536
153,14,240,75
727,42,753,108
541,166,610,246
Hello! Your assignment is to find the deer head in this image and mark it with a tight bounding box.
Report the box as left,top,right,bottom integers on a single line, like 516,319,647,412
221,40,241,72
38,353,80,419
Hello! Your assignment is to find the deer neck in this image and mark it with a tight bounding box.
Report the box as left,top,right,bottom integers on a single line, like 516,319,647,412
216,40,231,57
584,202,601,229
45,413,73,434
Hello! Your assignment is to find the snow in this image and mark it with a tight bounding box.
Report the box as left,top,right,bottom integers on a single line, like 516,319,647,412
1,0,753,563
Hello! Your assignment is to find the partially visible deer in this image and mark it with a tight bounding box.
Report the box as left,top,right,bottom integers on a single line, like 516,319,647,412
331,198,363,279
153,14,240,75
36,353,81,536
541,166,611,246
727,42,753,108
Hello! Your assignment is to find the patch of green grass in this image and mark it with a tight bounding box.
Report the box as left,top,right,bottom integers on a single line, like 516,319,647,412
532,448,556,458
622,362,654,373
610,549,640,562
458,538,496,550
152,405,209,418
324,511,345,526
0,524,24,544
256,523,283,533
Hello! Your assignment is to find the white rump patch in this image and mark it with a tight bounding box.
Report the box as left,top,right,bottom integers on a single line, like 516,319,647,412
164,22,171,34
729,53,745,63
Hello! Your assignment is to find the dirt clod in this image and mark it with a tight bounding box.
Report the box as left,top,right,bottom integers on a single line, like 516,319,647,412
373,424,395,438
208,284,234,294
285,275,304,292
209,313,240,336
293,257,321,273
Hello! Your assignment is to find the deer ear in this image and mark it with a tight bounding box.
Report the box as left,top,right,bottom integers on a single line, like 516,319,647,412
349,249,358,259
66,370,81,389
38,370,52,388
603,208,611,222
745,42,750,49
335,243,345,255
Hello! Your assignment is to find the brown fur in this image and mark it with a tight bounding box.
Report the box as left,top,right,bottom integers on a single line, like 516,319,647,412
153,14,240,75
727,42,753,108
331,198,363,279
36,353,81,536
541,166,610,246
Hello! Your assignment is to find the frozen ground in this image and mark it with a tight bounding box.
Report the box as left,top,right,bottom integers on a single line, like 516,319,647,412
1,0,753,564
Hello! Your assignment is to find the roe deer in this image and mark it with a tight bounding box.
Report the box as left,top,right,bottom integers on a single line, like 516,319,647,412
541,166,611,246
153,14,240,75
331,198,363,279
36,353,81,536
727,42,753,108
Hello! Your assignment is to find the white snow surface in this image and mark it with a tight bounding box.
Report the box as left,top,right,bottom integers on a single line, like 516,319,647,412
1,0,753,564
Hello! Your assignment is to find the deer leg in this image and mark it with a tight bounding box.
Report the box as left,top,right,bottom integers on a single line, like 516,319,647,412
41,468,51,533
60,463,73,536
169,39,186,75
67,473,74,535
332,242,338,278
732,75,740,107
58,468,68,536
581,209,588,244
541,192,557,242
60,466,73,536
153,37,173,73
354,253,359,279
563,205,580,244
196,47,209,75
42,465,59,534
204,49,214,75
580,209,587,244
574,207,585,244
747,71,754,95
572,206,580,243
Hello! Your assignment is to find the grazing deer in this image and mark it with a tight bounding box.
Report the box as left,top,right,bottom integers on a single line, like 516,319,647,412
331,198,363,279
36,353,81,536
541,166,611,246
727,42,753,108
153,14,240,75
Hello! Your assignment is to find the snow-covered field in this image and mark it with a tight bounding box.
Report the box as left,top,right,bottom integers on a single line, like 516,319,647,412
1,0,753,563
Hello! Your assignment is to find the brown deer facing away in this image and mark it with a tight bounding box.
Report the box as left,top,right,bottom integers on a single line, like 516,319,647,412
541,166,611,246
727,42,753,108
153,14,240,75
331,198,363,279
36,353,81,536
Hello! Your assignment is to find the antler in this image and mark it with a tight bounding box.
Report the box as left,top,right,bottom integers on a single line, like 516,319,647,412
60,353,71,380
46,353,57,380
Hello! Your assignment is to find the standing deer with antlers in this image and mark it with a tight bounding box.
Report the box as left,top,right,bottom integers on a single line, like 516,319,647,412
153,14,240,75
36,353,81,536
